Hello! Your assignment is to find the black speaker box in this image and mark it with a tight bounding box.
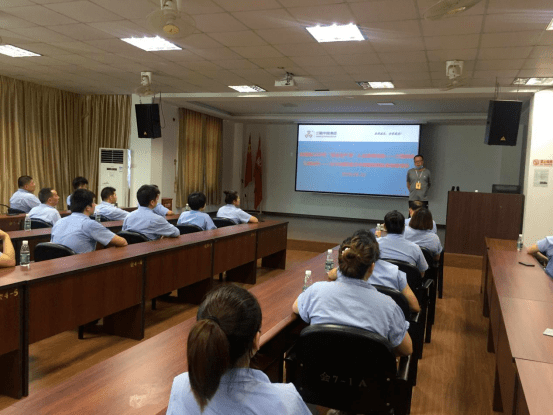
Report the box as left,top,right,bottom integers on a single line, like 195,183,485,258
135,103,161,138
484,100,522,146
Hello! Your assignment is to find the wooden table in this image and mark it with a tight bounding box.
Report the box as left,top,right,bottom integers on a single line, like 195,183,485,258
0,246,328,414
481,237,515,317
0,220,288,399
514,359,553,415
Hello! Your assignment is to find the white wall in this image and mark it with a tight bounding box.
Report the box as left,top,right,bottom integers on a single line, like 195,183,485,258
228,122,525,225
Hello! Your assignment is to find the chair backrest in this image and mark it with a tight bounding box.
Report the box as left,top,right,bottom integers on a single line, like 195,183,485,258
30,218,52,229
213,217,237,228
117,230,149,244
420,247,438,269
34,243,76,262
381,258,422,291
8,207,26,215
90,214,110,222
176,224,203,235
372,285,410,319
292,324,398,414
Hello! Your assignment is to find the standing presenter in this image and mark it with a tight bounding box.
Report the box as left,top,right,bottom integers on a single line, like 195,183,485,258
406,154,431,211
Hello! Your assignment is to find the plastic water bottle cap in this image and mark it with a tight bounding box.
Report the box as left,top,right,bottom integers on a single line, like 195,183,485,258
23,240,28,244
306,270,311,276
327,249,332,254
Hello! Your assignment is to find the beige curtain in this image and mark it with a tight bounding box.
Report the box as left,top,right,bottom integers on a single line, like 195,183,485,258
0,74,131,210
177,108,222,207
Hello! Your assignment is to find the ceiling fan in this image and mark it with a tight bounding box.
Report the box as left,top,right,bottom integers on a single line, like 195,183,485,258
424,0,482,20
441,60,467,91
134,72,156,97
147,0,196,39
274,71,324,91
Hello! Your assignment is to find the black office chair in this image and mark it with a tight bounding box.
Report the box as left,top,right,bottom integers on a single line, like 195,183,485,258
372,284,410,320
34,242,76,262
420,247,439,343
286,324,412,415
213,217,237,228
30,218,52,229
117,230,149,244
8,207,26,215
90,214,110,222
177,224,203,235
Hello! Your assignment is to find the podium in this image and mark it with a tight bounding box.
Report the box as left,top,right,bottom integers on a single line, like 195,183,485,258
444,191,524,256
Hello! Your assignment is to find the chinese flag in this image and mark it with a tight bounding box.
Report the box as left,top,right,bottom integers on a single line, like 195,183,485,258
244,134,252,187
254,137,262,209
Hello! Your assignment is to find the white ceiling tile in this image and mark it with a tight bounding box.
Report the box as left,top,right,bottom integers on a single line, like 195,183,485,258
518,68,553,77
475,60,525,71
19,42,72,56
193,13,249,33
47,23,115,41
390,72,430,81
332,53,381,65
478,47,532,60
371,37,425,52
180,34,224,49
378,50,427,64
204,70,253,83
5,5,78,25
274,43,328,57
115,48,171,62
88,20,153,38
280,0,343,7
301,65,347,76
349,0,419,23
480,31,542,48
313,74,355,82
192,47,243,60
468,78,514,87
0,28,35,44
247,56,296,68
45,1,124,23
52,41,111,54
176,0,224,15
537,31,553,46
522,59,553,69
256,27,314,44
321,41,375,55
209,30,267,47
483,12,552,33
392,80,433,88
230,45,283,58
265,66,306,77
421,15,483,36
487,0,553,14
19,55,65,66
386,62,429,72
10,26,76,43
229,68,274,80
472,70,519,79
85,38,141,53
178,61,223,71
0,11,37,28
0,0,34,7
529,46,553,59
361,19,422,40
212,59,259,69
232,8,297,30
212,0,282,12
424,34,480,51
341,64,388,76
287,4,356,25
89,0,156,20
291,55,338,67
417,0,486,17
426,49,478,62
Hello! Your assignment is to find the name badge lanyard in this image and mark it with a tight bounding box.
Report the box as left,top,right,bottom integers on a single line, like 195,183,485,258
415,170,424,190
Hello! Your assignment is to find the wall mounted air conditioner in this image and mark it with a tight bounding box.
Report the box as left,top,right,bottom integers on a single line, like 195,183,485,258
98,148,131,207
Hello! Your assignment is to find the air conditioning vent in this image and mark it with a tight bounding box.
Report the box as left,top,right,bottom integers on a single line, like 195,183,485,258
101,149,124,164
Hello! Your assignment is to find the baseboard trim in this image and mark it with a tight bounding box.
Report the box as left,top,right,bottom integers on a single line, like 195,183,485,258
444,252,482,270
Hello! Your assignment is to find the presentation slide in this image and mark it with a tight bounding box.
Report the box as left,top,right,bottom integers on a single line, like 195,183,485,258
296,124,420,197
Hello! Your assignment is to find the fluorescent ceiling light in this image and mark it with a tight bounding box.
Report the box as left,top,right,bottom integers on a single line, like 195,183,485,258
513,77,553,86
0,45,40,57
229,85,266,93
121,36,181,51
547,18,553,30
306,23,364,43
357,81,395,89
377,102,395,106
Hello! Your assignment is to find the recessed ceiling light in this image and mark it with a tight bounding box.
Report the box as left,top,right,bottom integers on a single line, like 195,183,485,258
0,45,40,57
513,77,553,86
356,81,395,89
377,102,395,106
306,23,364,43
547,18,553,30
121,36,181,51
229,85,266,93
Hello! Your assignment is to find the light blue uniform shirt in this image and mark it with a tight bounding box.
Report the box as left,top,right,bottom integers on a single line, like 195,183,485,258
377,233,428,273
51,212,116,254
297,275,409,347
94,201,129,221
177,210,216,230
167,368,310,415
405,217,437,234
153,203,169,217
217,204,251,224
370,260,408,292
28,204,61,225
123,206,179,240
9,189,40,213
404,227,443,257
537,236,553,278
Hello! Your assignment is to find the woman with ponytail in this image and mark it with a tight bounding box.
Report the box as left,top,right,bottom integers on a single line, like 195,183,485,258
217,190,258,224
293,232,413,357
167,284,311,414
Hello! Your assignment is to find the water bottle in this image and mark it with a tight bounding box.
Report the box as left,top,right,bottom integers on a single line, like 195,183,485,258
325,249,334,272
20,241,30,267
517,234,523,252
376,223,382,238
24,214,31,231
303,270,312,291
95,215,102,223
185,203,191,211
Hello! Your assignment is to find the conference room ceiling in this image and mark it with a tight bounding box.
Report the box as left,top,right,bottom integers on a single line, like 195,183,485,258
0,0,550,116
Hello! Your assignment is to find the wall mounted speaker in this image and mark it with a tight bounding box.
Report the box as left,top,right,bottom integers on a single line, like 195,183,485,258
484,100,522,146
135,103,161,138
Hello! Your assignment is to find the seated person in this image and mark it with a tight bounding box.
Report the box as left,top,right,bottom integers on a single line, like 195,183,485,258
28,188,62,226
527,236,553,278
378,210,428,277
329,230,420,312
94,187,129,221
123,185,180,240
217,190,258,224
67,176,88,208
177,192,216,230
406,200,437,234
51,189,127,254
152,184,174,217
293,232,413,357
404,208,443,260
9,175,40,213
0,229,16,267
167,285,310,415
